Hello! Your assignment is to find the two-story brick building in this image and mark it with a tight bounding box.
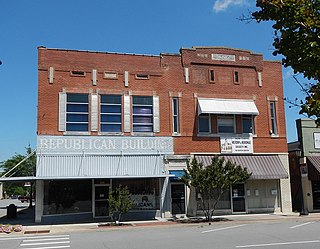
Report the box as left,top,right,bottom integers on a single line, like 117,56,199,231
35,46,292,223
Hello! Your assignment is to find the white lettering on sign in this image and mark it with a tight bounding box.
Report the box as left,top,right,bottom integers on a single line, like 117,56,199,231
212,54,236,62
37,136,173,154
239,56,250,61
197,53,208,58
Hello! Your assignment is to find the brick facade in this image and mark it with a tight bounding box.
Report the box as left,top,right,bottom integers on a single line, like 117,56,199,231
38,46,287,155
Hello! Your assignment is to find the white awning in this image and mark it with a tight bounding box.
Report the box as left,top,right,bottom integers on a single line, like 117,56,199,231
198,98,259,115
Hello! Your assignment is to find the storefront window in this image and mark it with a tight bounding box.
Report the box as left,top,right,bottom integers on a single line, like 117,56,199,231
43,180,92,215
113,179,160,210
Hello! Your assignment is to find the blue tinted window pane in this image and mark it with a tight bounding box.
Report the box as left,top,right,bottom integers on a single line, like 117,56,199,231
133,106,153,115
67,94,88,103
173,98,179,115
173,117,179,133
101,114,121,123
101,124,122,132
133,116,153,124
218,126,234,133
133,96,153,105
242,118,252,133
101,105,121,113
67,104,88,112
199,116,210,133
67,114,89,122
66,123,88,131
133,125,153,132
101,95,121,104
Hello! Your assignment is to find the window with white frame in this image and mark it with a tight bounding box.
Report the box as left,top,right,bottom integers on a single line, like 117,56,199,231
172,97,180,133
100,95,122,132
270,101,278,135
242,115,254,134
198,114,210,133
66,93,89,131
217,115,235,133
132,96,153,132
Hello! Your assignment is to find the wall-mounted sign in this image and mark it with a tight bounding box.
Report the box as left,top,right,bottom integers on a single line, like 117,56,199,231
220,136,253,154
314,133,320,149
37,135,174,155
300,165,308,177
211,53,236,62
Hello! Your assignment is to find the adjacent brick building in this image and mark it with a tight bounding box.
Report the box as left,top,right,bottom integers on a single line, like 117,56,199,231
35,46,292,222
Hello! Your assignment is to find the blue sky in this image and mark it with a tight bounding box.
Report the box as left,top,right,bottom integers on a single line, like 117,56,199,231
0,0,304,161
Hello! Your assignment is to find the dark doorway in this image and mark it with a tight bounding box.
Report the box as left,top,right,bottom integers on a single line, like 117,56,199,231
312,181,320,210
171,184,185,214
232,183,246,213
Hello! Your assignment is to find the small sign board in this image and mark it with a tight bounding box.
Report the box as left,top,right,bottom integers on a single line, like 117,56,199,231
220,136,253,154
300,165,308,177
314,133,320,149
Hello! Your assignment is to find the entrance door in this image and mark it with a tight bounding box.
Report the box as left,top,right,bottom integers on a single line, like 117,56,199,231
232,184,246,213
94,185,109,217
171,184,185,214
312,181,320,210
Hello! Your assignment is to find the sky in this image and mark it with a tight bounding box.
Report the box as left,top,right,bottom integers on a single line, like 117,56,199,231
0,0,305,162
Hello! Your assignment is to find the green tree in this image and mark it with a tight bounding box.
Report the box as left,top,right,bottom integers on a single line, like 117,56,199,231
108,185,133,224
181,157,251,222
0,146,36,206
251,0,320,124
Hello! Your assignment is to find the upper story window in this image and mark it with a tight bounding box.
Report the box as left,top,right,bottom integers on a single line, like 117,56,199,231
234,71,239,84
209,69,215,82
198,114,210,133
242,115,254,134
270,101,278,135
100,95,122,132
66,93,89,131
132,96,153,132
218,115,235,133
135,74,149,80
172,98,180,134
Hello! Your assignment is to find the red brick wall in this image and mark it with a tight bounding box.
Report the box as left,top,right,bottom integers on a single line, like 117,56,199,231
38,47,288,154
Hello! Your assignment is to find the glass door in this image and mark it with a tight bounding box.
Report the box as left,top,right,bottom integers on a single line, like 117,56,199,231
94,185,109,217
171,184,186,214
232,183,246,213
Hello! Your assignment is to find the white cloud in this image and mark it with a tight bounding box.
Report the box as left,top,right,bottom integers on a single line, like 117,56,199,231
213,0,247,12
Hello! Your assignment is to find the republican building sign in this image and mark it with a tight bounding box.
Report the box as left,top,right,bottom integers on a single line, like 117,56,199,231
37,135,174,155
220,136,253,154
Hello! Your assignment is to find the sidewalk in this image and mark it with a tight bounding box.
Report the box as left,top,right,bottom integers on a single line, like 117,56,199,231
1,199,320,235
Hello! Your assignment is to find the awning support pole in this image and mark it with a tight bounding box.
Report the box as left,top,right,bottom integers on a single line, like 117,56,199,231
1,149,36,178
160,176,169,218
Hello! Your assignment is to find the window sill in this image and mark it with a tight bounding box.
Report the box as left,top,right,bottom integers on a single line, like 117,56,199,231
98,132,124,136
172,133,181,136
197,133,220,137
197,133,256,138
270,134,279,138
131,132,155,137
63,131,91,136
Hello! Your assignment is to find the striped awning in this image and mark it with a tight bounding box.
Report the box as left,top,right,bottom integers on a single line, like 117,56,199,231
36,154,167,179
195,155,288,179
307,156,320,180
307,156,320,173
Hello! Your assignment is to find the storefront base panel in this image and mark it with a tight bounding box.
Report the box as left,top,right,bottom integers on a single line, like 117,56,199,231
39,210,161,224
42,212,94,224
247,208,276,214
